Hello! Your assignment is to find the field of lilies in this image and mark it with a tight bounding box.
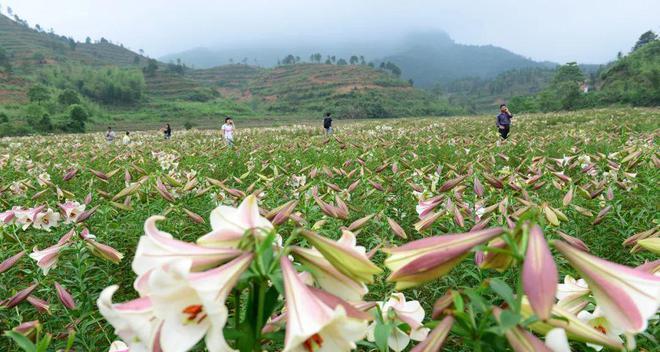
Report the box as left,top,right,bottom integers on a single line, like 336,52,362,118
0,108,658,352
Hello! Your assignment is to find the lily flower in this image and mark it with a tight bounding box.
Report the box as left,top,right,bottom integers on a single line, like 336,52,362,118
33,208,60,231
556,275,590,315
544,328,571,352
416,195,443,219
521,298,624,350
147,253,253,351
58,201,86,223
384,227,503,289
108,341,130,352
29,241,68,275
554,240,660,334
493,307,551,352
0,210,15,225
97,286,161,352
576,307,624,351
280,256,368,352
197,194,273,248
367,293,430,352
300,229,382,284
636,238,660,254
522,225,557,320
411,316,454,352
1,282,38,308
81,228,124,264
132,216,242,277
291,246,368,301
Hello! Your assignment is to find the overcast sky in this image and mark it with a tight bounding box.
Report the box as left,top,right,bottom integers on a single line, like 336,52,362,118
3,0,659,64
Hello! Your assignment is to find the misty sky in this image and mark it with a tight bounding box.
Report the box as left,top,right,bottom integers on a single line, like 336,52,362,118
3,0,659,64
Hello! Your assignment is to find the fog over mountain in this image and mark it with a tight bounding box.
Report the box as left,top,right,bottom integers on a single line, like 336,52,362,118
4,0,659,65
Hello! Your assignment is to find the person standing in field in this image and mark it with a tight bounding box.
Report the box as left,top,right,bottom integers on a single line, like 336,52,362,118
222,117,235,147
163,124,172,140
323,112,333,135
496,104,513,140
105,127,116,144
122,131,131,145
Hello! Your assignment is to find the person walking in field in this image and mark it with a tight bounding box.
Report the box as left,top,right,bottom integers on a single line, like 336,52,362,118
323,112,333,135
122,131,131,145
496,104,513,140
105,127,116,144
222,117,235,147
163,124,172,140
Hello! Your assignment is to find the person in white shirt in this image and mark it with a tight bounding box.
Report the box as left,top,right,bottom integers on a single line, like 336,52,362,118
221,117,235,147
122,131,131,145
105,127,116,144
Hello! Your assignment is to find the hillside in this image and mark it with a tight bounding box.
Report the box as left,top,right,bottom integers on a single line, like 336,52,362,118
382,32,555,88
597,40,660,106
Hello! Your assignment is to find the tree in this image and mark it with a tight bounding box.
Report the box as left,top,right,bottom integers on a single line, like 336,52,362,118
0,46,10,71
67,105,88,132
85,37,92,44
32,52,46,64
0,112,9,123
68,37,76,50
337,58,348,65
58,89,81,106
282,54,296,65
633,30,658,51
360,56,366,65
349,55,359,65
133,55,140,64
552,62,584,84
143,58,159,76
7,6,12,16
27,84,50,103
35,114,53,132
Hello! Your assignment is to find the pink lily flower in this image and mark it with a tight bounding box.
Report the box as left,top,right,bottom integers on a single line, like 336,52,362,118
32,208,60,232
132,215,243,277
280,256,368,352
54,282,76,310
0,250,25,274
108,341,130,352
291,246,368,301
0,210,15,224
80,229,124,264
554,240,660,334
415,195,443,219
58,201,86,224
493,307,552,352
197,194,274,248
522,225,558,320
29,241,68,275
384,227,503,289
300,229,382,285
411,315,454,352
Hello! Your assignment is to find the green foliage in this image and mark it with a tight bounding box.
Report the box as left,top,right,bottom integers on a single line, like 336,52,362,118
57,89,81,106
185,87,219,102
35,114,53,132
632,30,658,52
0,45,10,70
0,112,8,123
27,84,50,103
39,65,145,105
143,58,159,77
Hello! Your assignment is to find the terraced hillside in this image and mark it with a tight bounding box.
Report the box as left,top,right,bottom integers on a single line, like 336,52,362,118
0,15,147,68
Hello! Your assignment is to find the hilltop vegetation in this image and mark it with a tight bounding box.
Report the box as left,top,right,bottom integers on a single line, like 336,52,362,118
0,13,462,137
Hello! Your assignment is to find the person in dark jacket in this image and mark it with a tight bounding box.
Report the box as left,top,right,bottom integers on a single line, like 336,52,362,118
496,104,513,140
163,123,172,140
323,112,333,135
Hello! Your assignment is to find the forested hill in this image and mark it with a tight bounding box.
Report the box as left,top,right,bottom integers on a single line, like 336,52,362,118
381,32,555,88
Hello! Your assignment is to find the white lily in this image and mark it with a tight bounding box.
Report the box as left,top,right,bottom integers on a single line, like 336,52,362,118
577,307,624,351
33,208,60,231
98,285,161,352
280,256,368,352
197,195,274,248
367,293,430,352
556,275,590,315
147,253,253,352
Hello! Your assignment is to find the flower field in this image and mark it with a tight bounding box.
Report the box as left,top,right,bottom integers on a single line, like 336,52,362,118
0,108,658,351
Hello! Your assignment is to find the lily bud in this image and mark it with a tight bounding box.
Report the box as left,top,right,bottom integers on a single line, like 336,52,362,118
0,251,25,274
54,282,76,310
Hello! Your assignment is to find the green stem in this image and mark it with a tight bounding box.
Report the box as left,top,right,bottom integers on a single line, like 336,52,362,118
254,281,268,351
234,289,241,328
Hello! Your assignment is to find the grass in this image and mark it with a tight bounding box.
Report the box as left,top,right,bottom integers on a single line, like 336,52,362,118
0,108,658,351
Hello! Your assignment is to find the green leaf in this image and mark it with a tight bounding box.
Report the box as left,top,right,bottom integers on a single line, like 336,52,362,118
451,290,465,312
464,288,488,313
268,270,284,295
489,278,515,308
498,310,521,332
374,321,392,352
4,331,36,352
35,333,52,352
65,330,76,352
